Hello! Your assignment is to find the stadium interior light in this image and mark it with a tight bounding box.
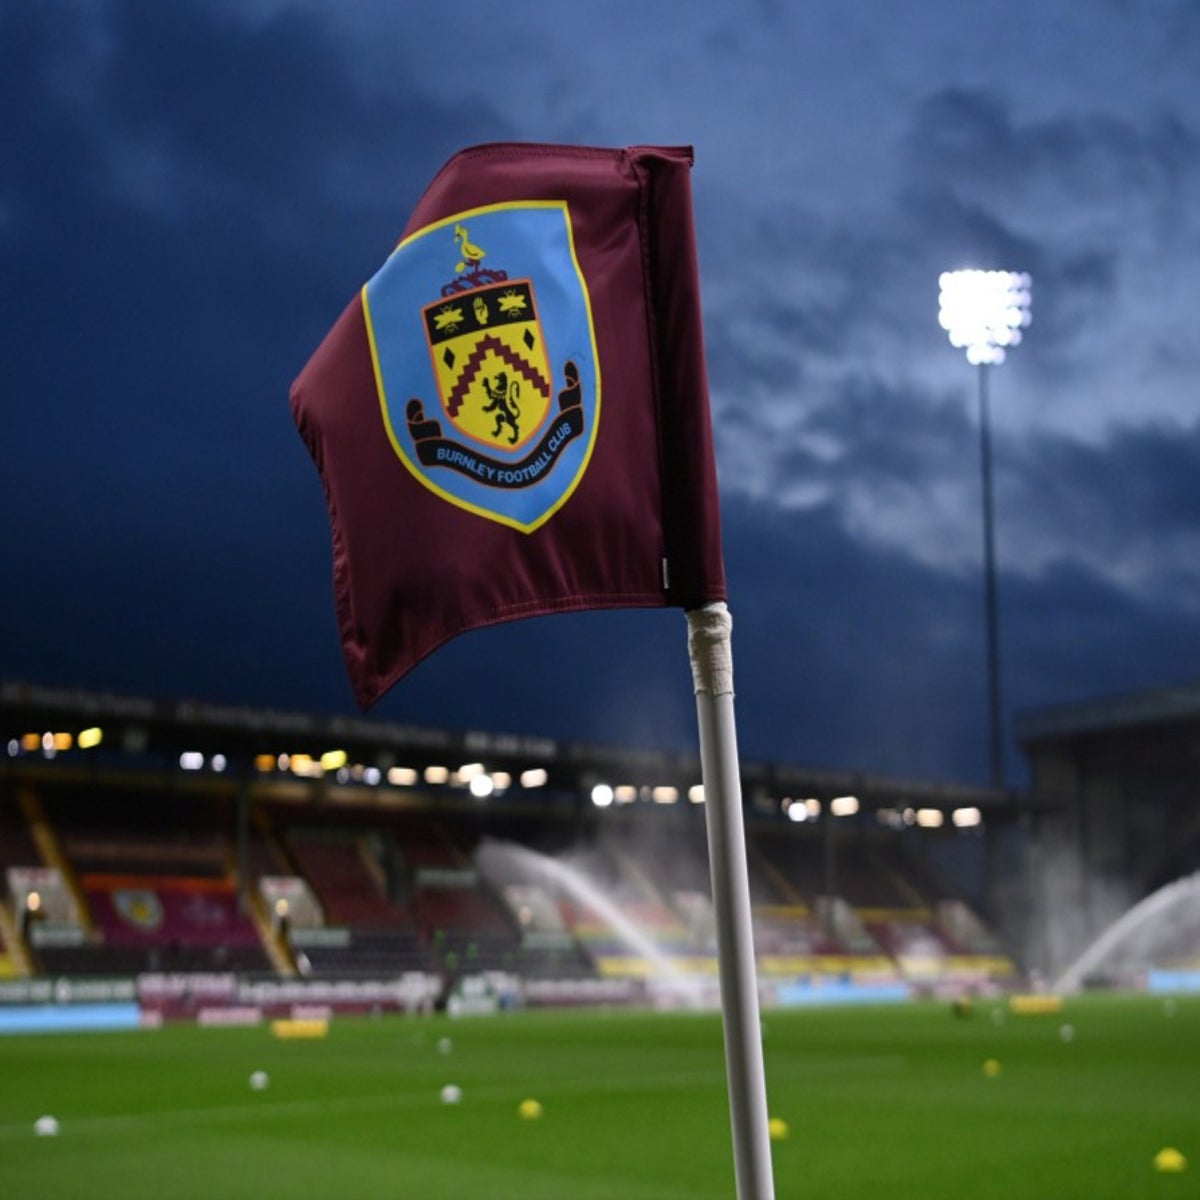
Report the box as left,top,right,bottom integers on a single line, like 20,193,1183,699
785,800,807,823
830,795,860,817
179,751,204,771
289,753,320,777
915,808,945,828
652,785,678,804
320,749,347,771
938,270,1031,365
469,773,494,798
952,806,982,828
615,785,638,804
387,766,418,786
688,784,705,804
77,726,103,749
424,764,450,784
591,783,614,808
519,767,548,788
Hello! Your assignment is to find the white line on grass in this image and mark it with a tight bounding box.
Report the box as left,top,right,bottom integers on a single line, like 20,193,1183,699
0,1067,723,1142
1,1054,909,1142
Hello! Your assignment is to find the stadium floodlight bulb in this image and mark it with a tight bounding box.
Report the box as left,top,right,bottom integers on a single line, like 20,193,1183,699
938,269,1032,365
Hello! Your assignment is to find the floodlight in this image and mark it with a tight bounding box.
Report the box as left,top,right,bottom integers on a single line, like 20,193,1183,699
938,269,1032,365
939,267,1032,788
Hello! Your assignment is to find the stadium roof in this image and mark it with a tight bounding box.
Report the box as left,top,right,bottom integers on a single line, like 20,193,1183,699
1015,680,1200,747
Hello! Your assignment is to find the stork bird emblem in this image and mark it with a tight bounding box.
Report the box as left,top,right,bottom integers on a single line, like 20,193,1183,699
454,224,486,275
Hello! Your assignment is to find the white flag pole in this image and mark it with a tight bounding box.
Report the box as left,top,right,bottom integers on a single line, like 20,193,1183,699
688,602,775,1200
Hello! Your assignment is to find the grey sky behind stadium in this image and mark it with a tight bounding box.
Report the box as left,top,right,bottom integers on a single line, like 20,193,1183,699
5,0,1200,786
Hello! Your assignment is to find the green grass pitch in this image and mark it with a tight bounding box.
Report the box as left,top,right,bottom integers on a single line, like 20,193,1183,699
1,994,1197,1199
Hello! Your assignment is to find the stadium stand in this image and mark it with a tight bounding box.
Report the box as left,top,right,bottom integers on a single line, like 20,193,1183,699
285,830,413,929
1,682,1024,1000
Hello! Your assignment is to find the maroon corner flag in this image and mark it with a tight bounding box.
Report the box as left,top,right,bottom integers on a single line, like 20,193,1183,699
291,143,725,708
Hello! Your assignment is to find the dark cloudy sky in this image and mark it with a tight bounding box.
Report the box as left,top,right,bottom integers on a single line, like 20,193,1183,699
5,0,1200,787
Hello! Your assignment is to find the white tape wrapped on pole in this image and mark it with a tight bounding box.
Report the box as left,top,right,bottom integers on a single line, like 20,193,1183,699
687,602,775,1200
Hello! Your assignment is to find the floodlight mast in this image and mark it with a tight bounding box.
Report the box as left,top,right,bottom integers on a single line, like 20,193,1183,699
938,270,1032,789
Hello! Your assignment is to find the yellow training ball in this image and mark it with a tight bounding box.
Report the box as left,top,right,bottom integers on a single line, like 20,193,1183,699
768,1117,789,1141
983,1058,1002,1078
518,1098,543,1121
1154,1147,1187,1173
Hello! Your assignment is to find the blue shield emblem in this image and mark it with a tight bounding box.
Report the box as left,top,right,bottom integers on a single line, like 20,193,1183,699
363,202,601,533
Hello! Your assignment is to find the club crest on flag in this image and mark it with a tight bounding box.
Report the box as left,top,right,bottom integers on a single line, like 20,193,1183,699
364,202,600,532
